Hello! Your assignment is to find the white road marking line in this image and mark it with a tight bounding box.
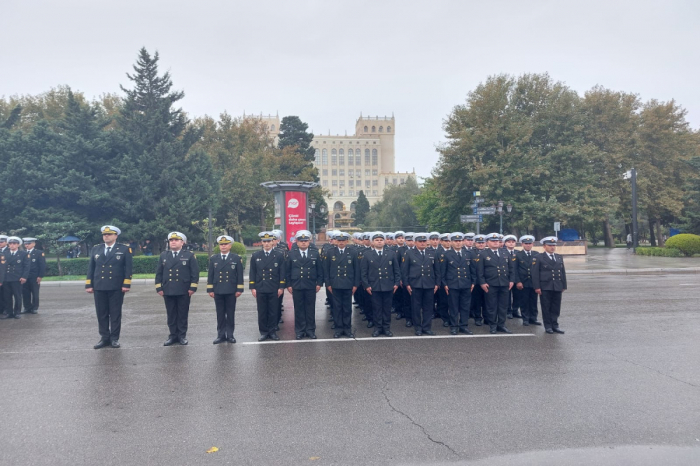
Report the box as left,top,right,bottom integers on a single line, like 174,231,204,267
241,334,535,345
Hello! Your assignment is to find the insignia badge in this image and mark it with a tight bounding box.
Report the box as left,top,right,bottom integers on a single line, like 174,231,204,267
389,260,392,265
17,259,21,263
332,257,336,261
182,261,187,265
532,261,537,265
116,255,122,260
95,254,100,259
231,264,235,269
486,256,491,261
32,259,36,262
274,263,278,267
347,259,352,264
312,260,316,264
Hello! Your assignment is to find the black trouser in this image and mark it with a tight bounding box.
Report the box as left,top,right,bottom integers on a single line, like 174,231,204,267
392,286,401,312
447,287,471,330
278,289,285,322
363,286,373,322
540,290,562,330
292,288,316,335
411,287,434,332
332,288,353,333
519,287,538,323
401,286,412,320
164,294,191,339
22,278,41,312
94,289,124,341
484,285,509,330
436,286,449,320
214,293,237,338
3,282,23,316
371,290,393,333
256,291,278,335
470,286,485,322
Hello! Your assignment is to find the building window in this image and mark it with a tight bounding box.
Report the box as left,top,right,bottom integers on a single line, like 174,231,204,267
322,149,328,165
339,155,344,165
332,180,338,186
356,155,361,165
365,149,370,165
356,169,361,177
314,149,320,164
365,180,371,188
323,169,328,176
379,126,383,132
364,125,368,132
372,169,378,176
372,190,378,196
339,190,344,196
387,126,391,132
271,124,275,132
400,178,405,184
332,190,337,196
393,178,397,185
373,180,378,187
331,149,337,165
348,149,353,165
365,170,370,176
372,149,378,165
339,180,345,187
349,180,354,187
385,177,389,186
322,180,328,187
371,126,376,132
349,190,354,197
332,169,337,176
339,169,345,176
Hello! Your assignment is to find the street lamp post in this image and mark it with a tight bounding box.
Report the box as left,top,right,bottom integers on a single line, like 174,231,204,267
498,200,504,235
310,202,316,238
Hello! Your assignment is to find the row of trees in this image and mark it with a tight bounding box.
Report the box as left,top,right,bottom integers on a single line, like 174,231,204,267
0,48,326,251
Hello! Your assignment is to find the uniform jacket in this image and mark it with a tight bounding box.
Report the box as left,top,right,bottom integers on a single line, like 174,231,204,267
207,253,244,295
514,250,539,288
86,243,133,290
476,248,514,287
155,250,200,295
532,252,567,291
361,248,401,292
324,246,359,290
4,250,30,282
249,249,286,293
25,248,47,278
402,248,440,289
440,248,476,289
285,247,323,290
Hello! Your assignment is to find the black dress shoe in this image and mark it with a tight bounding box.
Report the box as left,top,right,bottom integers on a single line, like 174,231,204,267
367,321,375,328
415,331,423,336
507,314,513,319
553,328,565,334
328,316,334,322
361,315,368,321
179,337,188,345
164,337,178,346
21,309,30,314
513,313,522,318
442,321,450,327
29,310,38,314
490,329,497,334
273,326,279,331
497,326,512,334
279,318,284,324
213,337,226,344
12,314,20,319
385,331,393,337
296,334,304,340
395,314,404,320
111,340,120,348
333,332,342,338
424,330,436,336
522,321,530,326
405,320,413,327
545,329,554,334
530,321,542,326
372,330,381,337
474,320,483,326
259,334,269,341
450,329,458,335
344,331,355,338
270,333,280,341
306,332,317,339
93,340,110,349
227,337,236,343
459,328,473,335
0,314,9,319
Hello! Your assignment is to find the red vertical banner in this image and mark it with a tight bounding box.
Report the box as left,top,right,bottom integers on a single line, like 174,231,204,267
285,191,307,246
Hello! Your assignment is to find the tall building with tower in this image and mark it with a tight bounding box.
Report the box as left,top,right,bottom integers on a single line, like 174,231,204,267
253,113,415,228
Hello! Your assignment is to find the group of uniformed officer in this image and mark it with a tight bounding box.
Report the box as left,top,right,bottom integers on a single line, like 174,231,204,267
0,235,46,320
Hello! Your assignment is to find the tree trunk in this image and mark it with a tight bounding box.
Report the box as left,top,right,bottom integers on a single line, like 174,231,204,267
649,220,657,247
603,218,614,248
655,219,664,247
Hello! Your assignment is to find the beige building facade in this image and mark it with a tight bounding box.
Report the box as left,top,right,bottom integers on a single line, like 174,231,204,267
255,113,415,226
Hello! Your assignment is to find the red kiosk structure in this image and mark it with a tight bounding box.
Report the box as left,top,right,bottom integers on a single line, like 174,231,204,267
261,181,318,246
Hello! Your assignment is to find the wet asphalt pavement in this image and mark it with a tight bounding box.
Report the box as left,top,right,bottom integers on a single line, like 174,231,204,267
1,273,699,465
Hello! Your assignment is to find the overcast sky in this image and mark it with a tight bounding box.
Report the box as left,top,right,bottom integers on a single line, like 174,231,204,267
3,1,699,179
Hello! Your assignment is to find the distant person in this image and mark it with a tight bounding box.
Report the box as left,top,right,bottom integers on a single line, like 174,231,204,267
532,236,567,335
207,235,243,344
626,233,632,249
0,235,8,317
142,239,153,256
1,237,29,320
250,232,285,341
21,238,46,314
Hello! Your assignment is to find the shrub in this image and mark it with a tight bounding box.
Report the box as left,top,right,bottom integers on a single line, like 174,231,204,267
45,258,90,276
635,247,682,257
211,242,247,262
664,234,700,257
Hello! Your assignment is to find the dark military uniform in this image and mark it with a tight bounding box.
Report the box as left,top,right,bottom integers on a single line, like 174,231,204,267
434,244,450,326
355,245,373,327
0,246,6,316
86,244,133,341
22,248,46,313
324,246,359,336
3,250,29,318
402,248,440,334
249,249,286,337
532,252,567,331
477,248,515,332
361,248,401,334
155,249,200,341
321,242,334,313
395,245,411,321
514,249,540,324
503,248,521,319
275,243,289,324
469,247,486,325
207,252,244,340
285,247,323,337
440,248,476,332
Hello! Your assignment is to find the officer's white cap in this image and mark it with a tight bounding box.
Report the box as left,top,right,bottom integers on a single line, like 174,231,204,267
486,233,500,241
540,236,558,245
217,235,233,244
414,233,429,241
385,233,395,240
429,232,440,239
371,232,385,240
295,230,312,240
22,237,37,243
519,235,535,244
464,232,476,239
450,232,464,241
440,233,451,240
167,231,187,243
7,236,22,245
394,231,405,238
101,225,121,235
0,235,7,241
503,235,517,242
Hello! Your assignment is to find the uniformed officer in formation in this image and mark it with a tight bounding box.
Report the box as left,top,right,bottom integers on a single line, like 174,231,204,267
360,232,401,337
286,230,323,340
1,237,29,320
514,235,542,326
272,230,289,325
0,235,7,317
470,234,487,326
21,238,46,314
324,231,358,338
207,235,244,344
502,234,522,320
85,226,133,348
250,232,286,341
440,233,476,335
434,233,451,327
156,232,200,346
477,233,515,334
402,233,441,336
532,236,567,334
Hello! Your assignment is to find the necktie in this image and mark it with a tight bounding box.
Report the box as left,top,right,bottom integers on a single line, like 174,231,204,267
549,254,554,261
173,251,178,259
457,251,461,258
105,247,111,256
421,251,425,258
265,252,269,257
12,251,16,256
302,251,306,259
526,252,530,257
378,251,382,258
496,250,499,257
222,254,227,261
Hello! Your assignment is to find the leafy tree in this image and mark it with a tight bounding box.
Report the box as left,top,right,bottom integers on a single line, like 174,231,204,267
365,177,421,230
1,105,22,129
277,116,315,162
354,190,370,225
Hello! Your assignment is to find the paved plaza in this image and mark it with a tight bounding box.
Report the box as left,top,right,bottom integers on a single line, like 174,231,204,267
1,264,699,465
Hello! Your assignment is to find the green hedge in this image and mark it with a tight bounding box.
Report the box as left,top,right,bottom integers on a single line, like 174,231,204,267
45,251,246,277
664,234,700,257
635,247,682,257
